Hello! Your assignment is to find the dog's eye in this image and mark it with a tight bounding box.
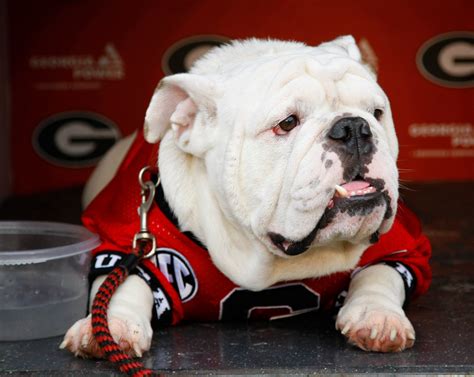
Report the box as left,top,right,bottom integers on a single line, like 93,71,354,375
373,109,383,121
273,115,299,135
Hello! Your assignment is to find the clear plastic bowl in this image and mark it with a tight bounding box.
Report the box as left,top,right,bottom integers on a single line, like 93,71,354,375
0,221,100,341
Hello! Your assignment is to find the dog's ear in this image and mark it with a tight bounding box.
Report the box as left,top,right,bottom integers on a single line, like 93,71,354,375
357,38,379,76
317,35,362,62
144,73,217,155
319,35,378,77
328,35,363,62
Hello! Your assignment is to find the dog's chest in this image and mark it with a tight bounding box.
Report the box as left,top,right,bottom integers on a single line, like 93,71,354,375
145,222,352,322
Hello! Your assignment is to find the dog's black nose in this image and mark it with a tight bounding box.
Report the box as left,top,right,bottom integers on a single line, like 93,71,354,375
328,117,373,156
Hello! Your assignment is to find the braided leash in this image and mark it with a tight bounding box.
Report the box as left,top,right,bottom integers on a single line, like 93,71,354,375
91,167,161,377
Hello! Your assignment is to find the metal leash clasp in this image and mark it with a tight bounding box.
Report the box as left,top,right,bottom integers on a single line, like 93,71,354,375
132,166,160,259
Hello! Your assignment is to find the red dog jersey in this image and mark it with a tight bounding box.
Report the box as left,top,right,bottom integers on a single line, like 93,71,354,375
83,132,432,327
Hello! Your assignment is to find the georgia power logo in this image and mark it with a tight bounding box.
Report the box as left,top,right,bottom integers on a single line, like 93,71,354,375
155,248,198,302
417,32,474,88
33,112,121,167
29,43,125,81
162,35,229,75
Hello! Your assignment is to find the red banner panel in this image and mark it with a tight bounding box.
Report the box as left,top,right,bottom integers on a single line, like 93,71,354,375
7,0,474,194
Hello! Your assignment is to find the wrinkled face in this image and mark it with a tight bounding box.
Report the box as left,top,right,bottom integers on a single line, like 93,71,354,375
209,57,399,258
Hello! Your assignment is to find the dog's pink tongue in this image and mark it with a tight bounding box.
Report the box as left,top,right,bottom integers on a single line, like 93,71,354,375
341,180,370,191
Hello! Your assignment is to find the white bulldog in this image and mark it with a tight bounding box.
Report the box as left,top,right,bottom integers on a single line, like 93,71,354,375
62,36,419,357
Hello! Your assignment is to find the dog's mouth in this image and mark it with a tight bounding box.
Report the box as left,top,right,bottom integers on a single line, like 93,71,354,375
328,180,377,208
268,178,385,256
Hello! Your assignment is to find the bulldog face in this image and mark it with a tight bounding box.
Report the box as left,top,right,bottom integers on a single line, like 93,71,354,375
229,63,398,258
145,36,399,260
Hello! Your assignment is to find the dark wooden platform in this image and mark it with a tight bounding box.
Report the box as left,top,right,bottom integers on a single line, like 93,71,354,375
1,181,473,376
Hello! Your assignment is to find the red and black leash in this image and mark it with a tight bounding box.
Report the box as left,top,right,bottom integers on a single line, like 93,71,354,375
90,167,161,377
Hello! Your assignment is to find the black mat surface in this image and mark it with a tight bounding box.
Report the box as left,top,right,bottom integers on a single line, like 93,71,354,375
0,182,473,376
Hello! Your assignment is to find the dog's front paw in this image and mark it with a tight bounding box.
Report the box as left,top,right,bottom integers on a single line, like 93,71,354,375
60,314,153,359
336,296,415,352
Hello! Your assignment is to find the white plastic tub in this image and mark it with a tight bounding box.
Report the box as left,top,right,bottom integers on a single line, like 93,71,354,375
0,221,100,341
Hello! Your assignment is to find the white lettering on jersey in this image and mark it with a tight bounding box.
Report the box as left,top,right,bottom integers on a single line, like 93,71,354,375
94,254,122,269
155,248,198,302
153,288,171,319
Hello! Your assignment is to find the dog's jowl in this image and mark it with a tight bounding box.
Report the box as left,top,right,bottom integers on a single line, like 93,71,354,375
61,36,431,357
